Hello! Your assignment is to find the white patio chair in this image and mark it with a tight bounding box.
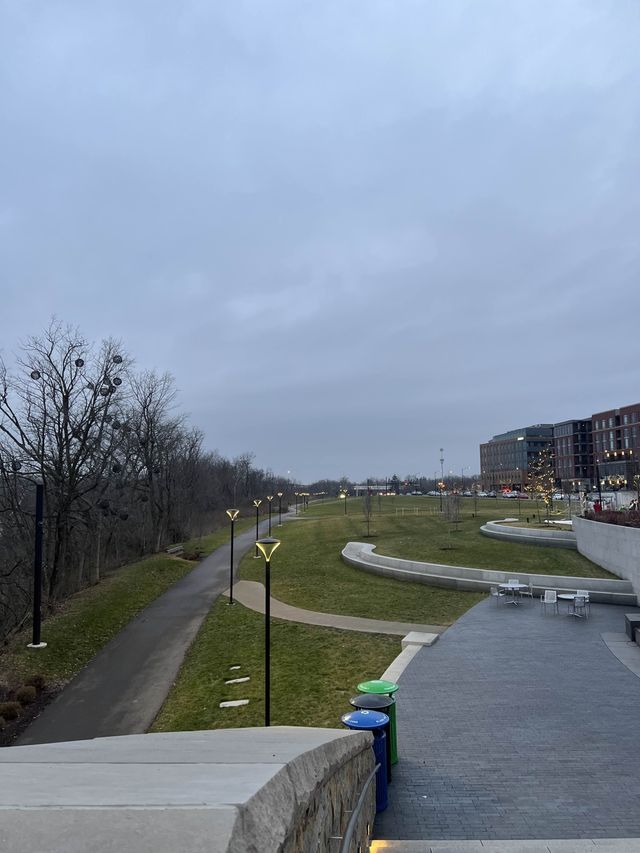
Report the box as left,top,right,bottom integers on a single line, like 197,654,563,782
489,586,505,606
507,578,521,601
540,589,558,615
571,595,588,618
519,581,534,600
575,590,591,615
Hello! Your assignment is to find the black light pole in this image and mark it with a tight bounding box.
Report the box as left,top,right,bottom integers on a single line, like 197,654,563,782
253,499,262,557
294,492,299,515
277,491,283,526
439,448,445,512
342,490,348,514
266,495,274,535
28,479,47,649
225,509,239,605
256,537,280,727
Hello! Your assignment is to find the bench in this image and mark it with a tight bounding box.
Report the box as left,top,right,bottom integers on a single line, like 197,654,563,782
624,614,640,643
166,545,185,557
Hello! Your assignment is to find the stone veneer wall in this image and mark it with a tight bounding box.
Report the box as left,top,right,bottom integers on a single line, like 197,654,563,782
277,743,374,853
573,515,640,598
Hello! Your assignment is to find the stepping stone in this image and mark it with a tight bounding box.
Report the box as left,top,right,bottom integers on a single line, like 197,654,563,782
229,665,241,670
219,700,249,708
225,677,250,685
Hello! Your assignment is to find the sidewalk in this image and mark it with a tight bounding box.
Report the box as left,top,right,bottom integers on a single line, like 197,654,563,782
226,580,445,636
16,520,272,745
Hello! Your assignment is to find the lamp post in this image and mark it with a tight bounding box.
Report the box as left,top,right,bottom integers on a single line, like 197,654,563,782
256,536,281,727
439,448,444,512
294,492,299,515
266,495,274,535
10,463,47,649
253,499,262,557
340,490,348,514
225,509,239,605
277,491,283,526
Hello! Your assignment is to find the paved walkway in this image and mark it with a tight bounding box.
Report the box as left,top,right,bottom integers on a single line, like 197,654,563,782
16,520,273,745
374,597,640,841
225,580,446,636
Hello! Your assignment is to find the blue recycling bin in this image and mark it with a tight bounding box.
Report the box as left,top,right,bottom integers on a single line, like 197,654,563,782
341,709,389,812
350,693,394,784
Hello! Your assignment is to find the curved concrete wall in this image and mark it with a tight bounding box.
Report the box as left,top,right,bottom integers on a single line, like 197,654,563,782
0,727,375,853
341,541,636,605
480,520,577,549
573,516,640,599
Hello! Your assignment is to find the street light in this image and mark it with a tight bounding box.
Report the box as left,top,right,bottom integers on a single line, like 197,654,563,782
256,536,281,727
294,492,299,515
266,495,274,535
277,491,283,526
253,499,262,558
225,509,239,605
439,448,444,512
340,489,348,514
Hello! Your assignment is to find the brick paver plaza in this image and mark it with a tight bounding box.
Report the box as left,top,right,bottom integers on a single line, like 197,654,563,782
375,597,640,841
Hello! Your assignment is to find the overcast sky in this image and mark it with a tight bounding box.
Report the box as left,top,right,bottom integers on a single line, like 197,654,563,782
2,1,640,484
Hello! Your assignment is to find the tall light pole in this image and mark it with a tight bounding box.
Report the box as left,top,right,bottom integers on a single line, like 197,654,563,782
277,491,283,526
439,448,444,512
225,509,239,605
253,499,262,557
294,492,299,515
256,536,281,727
341,489,348,514
266,495,274,535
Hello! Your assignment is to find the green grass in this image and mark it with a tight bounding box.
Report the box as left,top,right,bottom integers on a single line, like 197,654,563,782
240,512,485,624
151,599,399,731
181,517,256,556
300,496,613,579
2,554,197,687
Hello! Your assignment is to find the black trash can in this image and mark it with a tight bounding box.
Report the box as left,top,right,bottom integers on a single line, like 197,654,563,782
350,693,394,783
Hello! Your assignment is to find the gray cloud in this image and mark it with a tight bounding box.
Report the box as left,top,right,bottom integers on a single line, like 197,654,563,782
2,0,640,481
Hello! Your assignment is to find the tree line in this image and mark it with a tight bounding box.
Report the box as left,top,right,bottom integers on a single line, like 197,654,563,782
0,321,289,642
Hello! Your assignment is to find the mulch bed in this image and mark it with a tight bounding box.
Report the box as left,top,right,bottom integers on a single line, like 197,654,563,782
0,685,62,747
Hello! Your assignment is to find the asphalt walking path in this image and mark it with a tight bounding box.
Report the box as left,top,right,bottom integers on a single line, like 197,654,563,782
16,519,274,746
374,596,640,842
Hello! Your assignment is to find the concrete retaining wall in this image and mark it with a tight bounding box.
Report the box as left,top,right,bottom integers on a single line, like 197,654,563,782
341,541,637,605
480,520,577,549
0,727,375,853
573,516,640,599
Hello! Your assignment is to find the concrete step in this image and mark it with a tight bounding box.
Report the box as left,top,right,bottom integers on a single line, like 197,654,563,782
370,840,640,853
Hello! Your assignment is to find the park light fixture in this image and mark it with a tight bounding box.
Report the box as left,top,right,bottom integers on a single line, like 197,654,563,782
253,499,262,557
266,495,274,535
277,491,284,526
340,489,348,515
256,537,281,726
225,508,240,605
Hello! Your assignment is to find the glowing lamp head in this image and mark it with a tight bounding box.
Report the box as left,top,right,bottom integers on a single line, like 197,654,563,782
253,499,262,508
266,495,274,502
277,491,283,498
226,509,240,521
256,537,280,562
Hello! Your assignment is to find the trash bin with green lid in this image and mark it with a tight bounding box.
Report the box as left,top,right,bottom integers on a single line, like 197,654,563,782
341,709,389,812
357,679,399,764
350,693,394,782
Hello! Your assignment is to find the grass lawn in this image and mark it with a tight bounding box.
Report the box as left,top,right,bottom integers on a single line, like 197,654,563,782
308,496,611,577
237,497,609,625
151,599,399,732
1,554,198,688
